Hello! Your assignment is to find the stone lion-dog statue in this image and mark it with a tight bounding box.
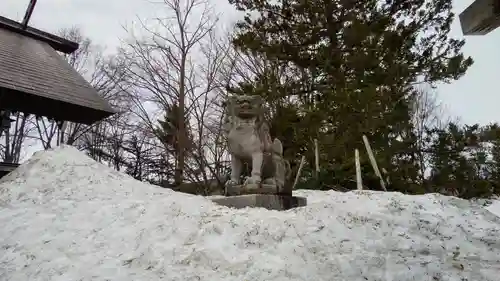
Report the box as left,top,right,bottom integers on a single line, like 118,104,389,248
222,94,291,195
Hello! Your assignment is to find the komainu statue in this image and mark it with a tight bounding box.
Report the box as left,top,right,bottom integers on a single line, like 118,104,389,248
222,94,291,195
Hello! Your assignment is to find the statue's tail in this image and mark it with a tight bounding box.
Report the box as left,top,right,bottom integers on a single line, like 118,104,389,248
271,138,283,155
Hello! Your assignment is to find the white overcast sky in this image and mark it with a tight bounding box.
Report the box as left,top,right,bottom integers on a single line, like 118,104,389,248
1,0,499,125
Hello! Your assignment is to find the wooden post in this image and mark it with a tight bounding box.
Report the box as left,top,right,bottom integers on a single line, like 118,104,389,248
355,149,362,190
362,135,387,191
314,138,319,178
292,155,306,190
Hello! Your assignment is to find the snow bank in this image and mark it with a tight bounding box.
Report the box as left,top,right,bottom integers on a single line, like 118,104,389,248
1,145,500,281
486,201,500,218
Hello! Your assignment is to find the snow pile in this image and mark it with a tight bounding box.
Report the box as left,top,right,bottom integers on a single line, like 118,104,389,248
486,201,500,218
1,146,500,281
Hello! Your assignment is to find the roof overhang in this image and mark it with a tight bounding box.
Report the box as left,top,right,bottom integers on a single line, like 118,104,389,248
0,15,78,54
0,87,114,125
459,0,500,35
0,21,115,125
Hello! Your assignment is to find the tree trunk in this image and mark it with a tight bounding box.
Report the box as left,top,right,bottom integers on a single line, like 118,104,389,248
175,53,187,185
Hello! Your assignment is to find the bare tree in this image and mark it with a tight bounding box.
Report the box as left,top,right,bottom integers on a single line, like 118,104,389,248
0,112,36,163
33,27,129,150
182,29,234,189
120,0,221,186
410,86,457,180
58,27,93,75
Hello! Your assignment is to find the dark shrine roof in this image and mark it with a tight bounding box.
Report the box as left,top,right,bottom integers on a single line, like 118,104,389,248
0,16,115,125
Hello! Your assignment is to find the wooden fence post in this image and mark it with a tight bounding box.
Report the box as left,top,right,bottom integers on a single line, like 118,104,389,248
292,155,306,190
314,138,319,179
362,135,387,191
355,149,362,190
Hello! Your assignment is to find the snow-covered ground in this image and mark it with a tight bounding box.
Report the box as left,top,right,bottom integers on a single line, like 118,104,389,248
486,201,500,218
1,146,500,281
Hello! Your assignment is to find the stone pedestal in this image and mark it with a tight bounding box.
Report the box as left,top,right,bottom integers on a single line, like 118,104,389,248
225,184,286,196
210,194,307,211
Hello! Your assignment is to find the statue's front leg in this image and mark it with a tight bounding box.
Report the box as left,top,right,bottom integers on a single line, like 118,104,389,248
245,152,263,185
225,155,242,196
229,155,242,184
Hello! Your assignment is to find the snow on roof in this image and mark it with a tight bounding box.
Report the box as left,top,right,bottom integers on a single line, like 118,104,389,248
1,145,500,280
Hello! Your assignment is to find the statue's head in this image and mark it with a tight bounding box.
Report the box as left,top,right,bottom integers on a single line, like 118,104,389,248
227,95,264,119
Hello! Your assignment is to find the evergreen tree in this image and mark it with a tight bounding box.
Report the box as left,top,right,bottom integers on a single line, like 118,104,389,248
427,123,496,198
228,0,473,191
484,124,500,194
154,103,194,185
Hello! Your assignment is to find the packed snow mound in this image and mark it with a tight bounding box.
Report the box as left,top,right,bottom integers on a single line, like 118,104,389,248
1,146,500,281
486,201,500,218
